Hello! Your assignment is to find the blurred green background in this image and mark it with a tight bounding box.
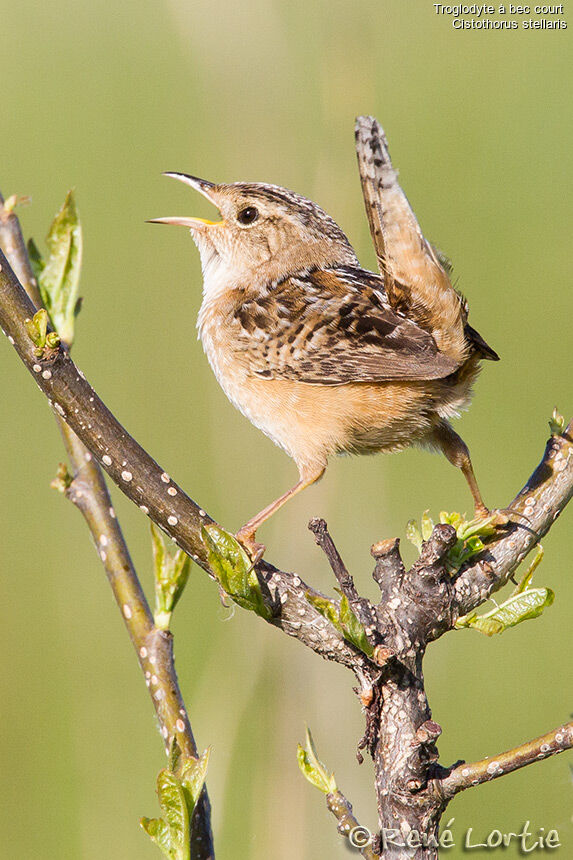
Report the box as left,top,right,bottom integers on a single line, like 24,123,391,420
2,1,572,857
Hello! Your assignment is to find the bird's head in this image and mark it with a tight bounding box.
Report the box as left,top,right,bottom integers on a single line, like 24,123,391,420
150,174,358,295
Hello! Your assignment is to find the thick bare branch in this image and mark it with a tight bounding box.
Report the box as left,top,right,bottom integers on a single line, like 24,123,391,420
370,537,406,593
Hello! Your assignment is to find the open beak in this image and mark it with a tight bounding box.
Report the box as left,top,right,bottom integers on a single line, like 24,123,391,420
148,173,222,228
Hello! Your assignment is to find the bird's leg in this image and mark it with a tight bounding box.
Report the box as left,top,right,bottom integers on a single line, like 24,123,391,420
236,464,326,561
428,420,490,518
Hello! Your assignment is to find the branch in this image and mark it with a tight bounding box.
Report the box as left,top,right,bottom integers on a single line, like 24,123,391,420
0,192,42,305
309,517,378,643
0,244,213,559
326,791,379,859
2,234,570,668
453,424,573,619
309,517,359,600
439,720,573,799
5,123,571,860
0,196,214,859
0,245,366,671
370,537,405,594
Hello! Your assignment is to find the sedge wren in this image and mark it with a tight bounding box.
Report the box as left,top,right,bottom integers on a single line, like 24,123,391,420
151,116,499,559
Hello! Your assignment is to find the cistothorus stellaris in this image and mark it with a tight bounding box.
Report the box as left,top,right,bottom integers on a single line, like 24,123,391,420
150,116,499,560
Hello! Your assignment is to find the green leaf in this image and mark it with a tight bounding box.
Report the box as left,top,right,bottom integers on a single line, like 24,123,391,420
456,587,554,636
549,407,565,437
297,727,337,794
151,523,191,629
168,736,182,775
201,524,271,619
511,545,544,596
156,770,189,854
140,817,176,860
339,596,374,657
421,510,434,542
305,592,340,627
151,521,166,576
29,308,47,345
465,535,484,555
202,523,249,596
406,519,422,553
456,516,497,542
488,588,554,629
407,510,497,573
436,510,497,573
141,751,210,860
37,190,82,346
306,592,374,658
25,308,60,357
180,748,210,813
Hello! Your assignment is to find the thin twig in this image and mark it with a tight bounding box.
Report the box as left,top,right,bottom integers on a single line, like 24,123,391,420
439,721,573,799
326,790,379,859
0,191,42,305
309,517,359,599
309,517,378,644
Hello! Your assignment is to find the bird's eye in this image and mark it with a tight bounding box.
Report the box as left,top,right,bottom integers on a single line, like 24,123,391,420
237,206,259,225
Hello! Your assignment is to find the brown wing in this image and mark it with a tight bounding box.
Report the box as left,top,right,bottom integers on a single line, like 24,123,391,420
234,267,461,385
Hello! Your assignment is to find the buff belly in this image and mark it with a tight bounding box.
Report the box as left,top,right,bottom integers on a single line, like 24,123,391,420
199,310,480,474
211,368,475,471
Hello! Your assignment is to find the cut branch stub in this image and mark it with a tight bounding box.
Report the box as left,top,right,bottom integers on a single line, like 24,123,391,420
412,524,457,573
371,537,405,594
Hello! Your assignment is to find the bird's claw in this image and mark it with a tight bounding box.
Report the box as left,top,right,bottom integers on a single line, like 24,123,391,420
475,507,510,527
235,530,266,565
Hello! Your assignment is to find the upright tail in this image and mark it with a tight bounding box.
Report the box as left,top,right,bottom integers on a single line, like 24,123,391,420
354,116,466,361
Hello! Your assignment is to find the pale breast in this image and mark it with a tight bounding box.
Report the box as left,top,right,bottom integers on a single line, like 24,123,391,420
197,290,479,470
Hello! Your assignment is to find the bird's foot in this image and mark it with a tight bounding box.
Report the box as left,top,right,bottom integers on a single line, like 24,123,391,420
475,503,540,530
488,506,538,529
235,529,266,564
474,505,510,527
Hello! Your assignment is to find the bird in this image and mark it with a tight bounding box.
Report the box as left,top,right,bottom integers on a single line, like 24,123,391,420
150,115,499,560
